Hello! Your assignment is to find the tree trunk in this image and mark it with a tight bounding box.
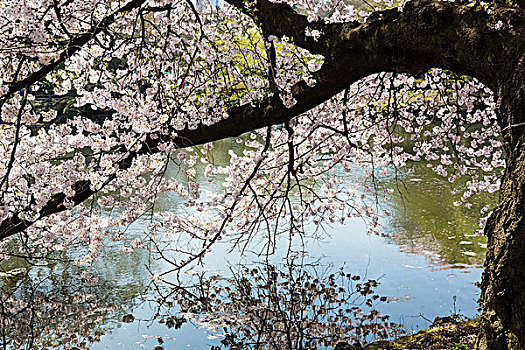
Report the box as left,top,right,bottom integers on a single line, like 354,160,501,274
477,65,525,349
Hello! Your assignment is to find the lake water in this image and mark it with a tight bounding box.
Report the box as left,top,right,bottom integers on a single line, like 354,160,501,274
0,138,492,349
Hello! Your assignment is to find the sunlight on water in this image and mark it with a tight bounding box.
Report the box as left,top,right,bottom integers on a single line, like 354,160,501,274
0,139,492,349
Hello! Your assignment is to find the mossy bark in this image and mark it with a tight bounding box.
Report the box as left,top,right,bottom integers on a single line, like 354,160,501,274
477,66,525,350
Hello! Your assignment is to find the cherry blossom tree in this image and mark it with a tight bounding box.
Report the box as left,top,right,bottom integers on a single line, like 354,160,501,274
0,0,523,348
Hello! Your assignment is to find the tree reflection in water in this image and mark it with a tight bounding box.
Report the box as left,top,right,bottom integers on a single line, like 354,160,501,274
155,257,404,350
0,195,486,349
0,274,114,349
0,252,149,350
0,250,403,349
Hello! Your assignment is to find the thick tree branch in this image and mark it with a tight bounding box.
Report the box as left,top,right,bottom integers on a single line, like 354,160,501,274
223,0,340,55
226,0,523,87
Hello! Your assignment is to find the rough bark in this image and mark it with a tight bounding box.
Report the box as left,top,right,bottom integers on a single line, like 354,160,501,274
478,137,525,350
477,60,525,350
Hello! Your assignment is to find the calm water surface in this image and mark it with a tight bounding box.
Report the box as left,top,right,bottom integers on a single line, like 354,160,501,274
0,139,492,349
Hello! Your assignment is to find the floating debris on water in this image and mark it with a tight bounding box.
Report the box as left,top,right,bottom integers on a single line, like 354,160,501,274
404,265,424,269
462,251,477,256
0,267,26,277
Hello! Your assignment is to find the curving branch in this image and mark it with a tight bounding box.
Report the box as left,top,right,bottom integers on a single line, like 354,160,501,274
223,0,341,55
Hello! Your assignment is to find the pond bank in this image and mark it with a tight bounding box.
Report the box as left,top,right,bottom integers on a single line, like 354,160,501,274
336,316,478,350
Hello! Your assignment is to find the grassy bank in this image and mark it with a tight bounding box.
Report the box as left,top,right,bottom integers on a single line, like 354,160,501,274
336,317,479,350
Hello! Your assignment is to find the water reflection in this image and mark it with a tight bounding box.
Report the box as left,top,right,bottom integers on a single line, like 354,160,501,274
0,272,111,349
0,253,403,349
0,138,494,348
0,236,153,350
382,163,491,266
156,258,404,349
162,139,491,266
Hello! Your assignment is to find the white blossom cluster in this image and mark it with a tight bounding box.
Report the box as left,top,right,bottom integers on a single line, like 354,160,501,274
0,0,503,278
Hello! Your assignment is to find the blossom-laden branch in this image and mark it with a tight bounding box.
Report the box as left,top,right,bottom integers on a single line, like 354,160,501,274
0,0,520,253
